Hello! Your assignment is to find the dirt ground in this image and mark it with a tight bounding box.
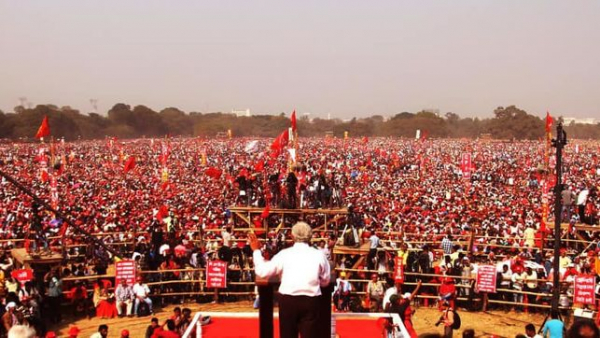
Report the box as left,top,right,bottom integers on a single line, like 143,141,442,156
50,301,557,338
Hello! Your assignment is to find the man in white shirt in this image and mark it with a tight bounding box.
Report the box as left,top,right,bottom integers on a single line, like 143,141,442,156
382,280,402,311
250,222,330,338
132,277,153,316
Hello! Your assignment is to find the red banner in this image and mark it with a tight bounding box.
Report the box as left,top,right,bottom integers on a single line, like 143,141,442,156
206,260,227,289
476,265,497,293
574,276,596,305
393,257,404,283
115,260,137,286
461,153,472,180
11,269,33,283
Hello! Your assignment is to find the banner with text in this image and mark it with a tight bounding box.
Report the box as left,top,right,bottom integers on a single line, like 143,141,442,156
115,260,137,286
206,260,228,289
393,257,404,283
574,276,595,305
476,265,497,293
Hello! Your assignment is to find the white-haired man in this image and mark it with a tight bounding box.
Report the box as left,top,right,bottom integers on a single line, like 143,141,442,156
250,222,330,338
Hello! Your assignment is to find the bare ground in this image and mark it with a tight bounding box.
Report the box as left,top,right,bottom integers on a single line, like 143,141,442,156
50,301,558,338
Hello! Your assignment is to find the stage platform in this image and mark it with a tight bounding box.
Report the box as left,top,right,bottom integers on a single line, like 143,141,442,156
11,248,63,268
185,311,407,338
228,206,348,215
228,206,348,232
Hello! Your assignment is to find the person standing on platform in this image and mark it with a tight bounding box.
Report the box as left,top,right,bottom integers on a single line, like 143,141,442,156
286,171,298,209
249,222,330,338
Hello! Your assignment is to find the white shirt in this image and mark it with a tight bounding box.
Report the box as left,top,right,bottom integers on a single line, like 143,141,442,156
382,286,398,310
133,283,150,298
369,235,380,249
253,242,330,297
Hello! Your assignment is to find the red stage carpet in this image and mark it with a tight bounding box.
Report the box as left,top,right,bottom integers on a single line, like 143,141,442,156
202,317,382,338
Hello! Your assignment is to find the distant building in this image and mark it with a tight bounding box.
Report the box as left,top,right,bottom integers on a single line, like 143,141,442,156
563,117,597,125
231,109,251,117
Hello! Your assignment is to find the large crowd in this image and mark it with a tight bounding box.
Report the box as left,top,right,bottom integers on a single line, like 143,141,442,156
0,137,599,337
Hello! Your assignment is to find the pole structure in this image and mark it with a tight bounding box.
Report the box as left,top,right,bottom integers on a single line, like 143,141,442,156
0,168,122,259
551,122,567,313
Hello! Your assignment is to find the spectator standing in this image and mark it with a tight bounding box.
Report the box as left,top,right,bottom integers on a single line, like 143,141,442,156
542,311,564,338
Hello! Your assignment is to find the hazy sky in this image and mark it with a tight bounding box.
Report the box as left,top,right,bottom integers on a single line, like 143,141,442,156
1,1,599,119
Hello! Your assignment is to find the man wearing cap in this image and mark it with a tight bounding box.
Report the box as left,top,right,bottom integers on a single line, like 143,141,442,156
133,277,153,316
249,221,330,338
2,302,18,333
67,325,80,338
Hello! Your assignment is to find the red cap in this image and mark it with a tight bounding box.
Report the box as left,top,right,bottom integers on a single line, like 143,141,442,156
68,326,81,336
46,332,57,338
121,329,130,336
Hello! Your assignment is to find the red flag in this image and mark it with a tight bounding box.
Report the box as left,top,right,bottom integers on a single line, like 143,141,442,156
291,110,297,132
254,160,264,172
124,156,136,174
270,130,290,157
261,205,270,219
545,112,553,133
35,116,50,139
156,205,168,222
205,167,222,179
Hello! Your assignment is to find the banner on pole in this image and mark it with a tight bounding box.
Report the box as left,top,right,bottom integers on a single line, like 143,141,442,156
393,257,404,283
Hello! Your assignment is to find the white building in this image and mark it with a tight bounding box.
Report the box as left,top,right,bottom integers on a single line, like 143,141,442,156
563,117,597,125
231,109,251,117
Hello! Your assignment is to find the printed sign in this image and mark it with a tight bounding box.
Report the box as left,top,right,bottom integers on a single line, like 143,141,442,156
206,260,227,289
574,276,595,305
11,269,33,283
115,260,137,286
393,257,404,283
476,265,497,293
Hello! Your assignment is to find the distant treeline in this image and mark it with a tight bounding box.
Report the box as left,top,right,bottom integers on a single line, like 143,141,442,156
0,104,598,140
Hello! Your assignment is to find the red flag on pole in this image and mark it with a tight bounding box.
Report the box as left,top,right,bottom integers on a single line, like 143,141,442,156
261,205,270,219
545,112,553,133
124,156,136,174
270,130,290,157
156,205,168,222
35,116,50,139
291,110,297,132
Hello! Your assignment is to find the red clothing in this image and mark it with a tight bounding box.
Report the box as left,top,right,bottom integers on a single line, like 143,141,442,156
156,331,181,338
96,300,117,318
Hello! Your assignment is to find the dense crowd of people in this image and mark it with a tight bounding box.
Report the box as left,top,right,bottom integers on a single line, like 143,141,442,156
0,137,599,337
